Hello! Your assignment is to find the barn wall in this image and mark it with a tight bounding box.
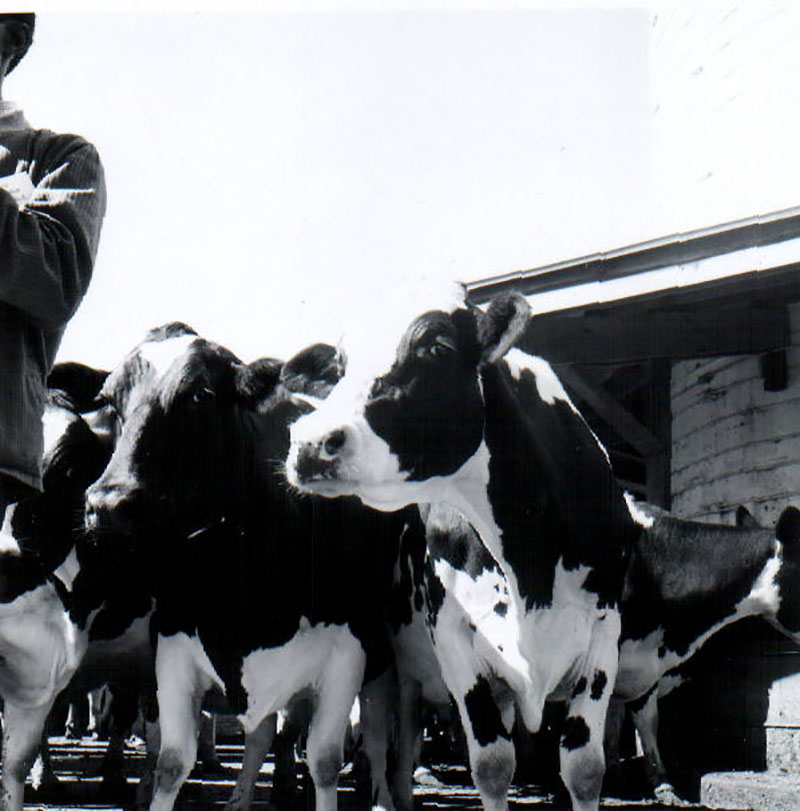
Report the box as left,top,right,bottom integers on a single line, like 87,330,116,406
671,301,800,526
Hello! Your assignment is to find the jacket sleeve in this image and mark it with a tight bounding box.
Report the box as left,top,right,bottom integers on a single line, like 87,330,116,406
0,141,106,330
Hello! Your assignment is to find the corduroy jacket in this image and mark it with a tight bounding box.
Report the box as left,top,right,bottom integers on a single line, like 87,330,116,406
0,105,106,496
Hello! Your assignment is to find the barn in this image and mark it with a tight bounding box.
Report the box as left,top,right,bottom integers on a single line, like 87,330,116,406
467,207,800,806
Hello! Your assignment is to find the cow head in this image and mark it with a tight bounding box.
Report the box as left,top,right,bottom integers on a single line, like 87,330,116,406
84,323,283,542
287,288,530,510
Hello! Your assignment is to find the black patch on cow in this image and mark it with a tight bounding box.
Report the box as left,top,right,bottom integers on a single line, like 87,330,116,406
561,715,591,751
776,506,800,633
493,601,508,617
386,514,428,634
47,362,110,412
425,562,446,627
620,512,778,656
481,361,634,612
425,505,498,581
365,308,485,482
571,677,587,699
590,670,607,700
464,676,510,747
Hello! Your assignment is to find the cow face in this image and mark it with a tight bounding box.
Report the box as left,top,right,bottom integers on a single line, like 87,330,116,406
287,290,531,510
85,324,282,541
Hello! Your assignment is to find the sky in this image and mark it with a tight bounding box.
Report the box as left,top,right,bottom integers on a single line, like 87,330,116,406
11,3,655,368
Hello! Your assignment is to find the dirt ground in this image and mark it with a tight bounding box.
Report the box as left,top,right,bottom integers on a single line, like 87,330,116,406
25,736,714,811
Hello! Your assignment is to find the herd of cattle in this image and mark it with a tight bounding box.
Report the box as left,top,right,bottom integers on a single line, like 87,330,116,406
1,285,799,811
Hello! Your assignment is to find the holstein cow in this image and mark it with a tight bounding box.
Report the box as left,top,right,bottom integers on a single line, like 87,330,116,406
0,386,157,811
83,324,430,811
287,288,638,811
613,497,800,804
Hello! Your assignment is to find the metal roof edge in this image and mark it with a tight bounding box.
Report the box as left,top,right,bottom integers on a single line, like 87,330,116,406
466,205,800,303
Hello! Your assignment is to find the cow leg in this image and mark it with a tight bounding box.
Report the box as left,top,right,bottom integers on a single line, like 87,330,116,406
391,675,421,811
629,688,688,807
306,642,366,811
272,703,307,806
0,701,51,811
456,682,515,811
359,667,396,811
225,713,277,811
135,716,161,811
560,616,620,811
149,634,211,811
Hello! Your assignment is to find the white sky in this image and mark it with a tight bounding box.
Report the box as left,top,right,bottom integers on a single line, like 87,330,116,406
12,3,655,367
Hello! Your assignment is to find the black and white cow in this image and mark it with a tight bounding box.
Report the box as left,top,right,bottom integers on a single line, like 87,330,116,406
287,288,638,811
83,324,430,811
613,497,800,804
0,384,159,811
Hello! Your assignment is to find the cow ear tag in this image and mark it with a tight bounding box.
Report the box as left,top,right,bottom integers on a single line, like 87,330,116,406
478,292,531,366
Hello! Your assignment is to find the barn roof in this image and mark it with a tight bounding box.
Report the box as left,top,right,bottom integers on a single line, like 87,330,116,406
467,205,800,365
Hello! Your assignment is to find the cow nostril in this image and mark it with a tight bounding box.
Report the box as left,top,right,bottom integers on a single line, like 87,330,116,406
323,429,346,458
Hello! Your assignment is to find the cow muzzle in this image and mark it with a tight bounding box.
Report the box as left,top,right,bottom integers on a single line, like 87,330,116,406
84,478,141,537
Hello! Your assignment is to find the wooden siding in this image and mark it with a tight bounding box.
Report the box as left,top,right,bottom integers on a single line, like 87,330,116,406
671,302,800,525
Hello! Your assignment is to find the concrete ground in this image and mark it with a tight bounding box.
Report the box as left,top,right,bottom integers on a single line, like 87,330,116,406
25,736,718,811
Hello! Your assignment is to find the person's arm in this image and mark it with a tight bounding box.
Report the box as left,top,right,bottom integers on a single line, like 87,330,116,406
0,139,106,330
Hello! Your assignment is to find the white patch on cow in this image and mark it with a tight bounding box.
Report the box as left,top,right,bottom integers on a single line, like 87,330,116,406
0,503,20,553
656,670,686,700
738,541,782,616
0,582,84,706
53,548,80,592
432,556,530,696
239,621,364,736
137,334,197,380
42,406,74,460
624,492,655,529
504,349,575,410
616,630,665,700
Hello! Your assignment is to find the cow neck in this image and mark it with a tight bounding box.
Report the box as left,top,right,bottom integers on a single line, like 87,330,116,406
475,360,631,612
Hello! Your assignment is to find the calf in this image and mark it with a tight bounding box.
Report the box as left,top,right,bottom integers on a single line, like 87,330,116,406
614,497,800,804
84,324,428,811
287,288,638,811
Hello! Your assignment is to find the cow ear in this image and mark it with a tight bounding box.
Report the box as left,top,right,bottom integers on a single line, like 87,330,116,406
735,505,758,529
47,362,110,412
476,292,531,366
236,358,283,407
776,506,800,546
280,343,343,397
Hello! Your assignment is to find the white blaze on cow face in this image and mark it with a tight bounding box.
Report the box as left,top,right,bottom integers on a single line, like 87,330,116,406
137,333,198,382
0,504,19,553
42,405,75,462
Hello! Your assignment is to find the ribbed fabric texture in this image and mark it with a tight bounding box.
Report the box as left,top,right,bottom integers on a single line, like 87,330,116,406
0,106,106,494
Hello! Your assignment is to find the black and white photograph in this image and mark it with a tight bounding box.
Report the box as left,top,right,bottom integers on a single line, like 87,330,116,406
1,2,800,809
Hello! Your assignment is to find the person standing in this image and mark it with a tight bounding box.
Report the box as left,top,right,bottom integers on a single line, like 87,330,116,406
0,12,106,519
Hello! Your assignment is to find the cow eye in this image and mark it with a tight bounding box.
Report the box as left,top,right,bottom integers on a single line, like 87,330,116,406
417,335,456,359
192,387,215,404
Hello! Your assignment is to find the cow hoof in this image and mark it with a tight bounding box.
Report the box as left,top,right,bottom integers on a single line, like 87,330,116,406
413,766,444,788
654,783,691,806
